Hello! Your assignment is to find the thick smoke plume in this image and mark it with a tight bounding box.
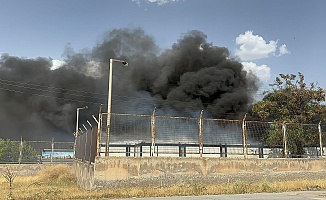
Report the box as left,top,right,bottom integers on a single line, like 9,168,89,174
0,28,258,140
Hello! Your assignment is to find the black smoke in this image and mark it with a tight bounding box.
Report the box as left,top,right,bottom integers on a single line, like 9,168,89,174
0,28,258,140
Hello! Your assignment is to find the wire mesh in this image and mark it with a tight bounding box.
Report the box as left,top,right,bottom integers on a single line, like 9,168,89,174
2,119,326,161
109,113,151,143
155,116,198,143
245,121,280,157
285,123,320,158
203,119,242,145
246,121,273,145
0,139,74,164
82,111,326,158
75,126,98,163
201,119,242,156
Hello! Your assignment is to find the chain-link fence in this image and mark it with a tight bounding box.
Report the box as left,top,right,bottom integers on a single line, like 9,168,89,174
75,126,98,163
0,138,74,164
2,113,325,164
95,112,326,158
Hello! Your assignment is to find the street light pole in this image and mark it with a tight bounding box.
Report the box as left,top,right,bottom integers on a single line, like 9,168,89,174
106,58,128,156
74,106,88,158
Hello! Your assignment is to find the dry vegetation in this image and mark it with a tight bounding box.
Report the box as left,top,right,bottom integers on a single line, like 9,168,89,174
1,165,326,199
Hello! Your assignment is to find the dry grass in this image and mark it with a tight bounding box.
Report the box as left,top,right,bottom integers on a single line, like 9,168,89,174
37,164,75,185
1,165,326,199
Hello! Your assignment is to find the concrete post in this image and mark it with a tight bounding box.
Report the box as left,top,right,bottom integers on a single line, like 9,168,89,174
242,113,248,158
198,110,204,157
318,121,323,158
97,104,102,156
283,123,288,158
150,107,156,157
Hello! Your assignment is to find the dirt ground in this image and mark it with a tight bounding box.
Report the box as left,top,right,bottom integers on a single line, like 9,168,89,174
115,190,326,200
95,170,326,189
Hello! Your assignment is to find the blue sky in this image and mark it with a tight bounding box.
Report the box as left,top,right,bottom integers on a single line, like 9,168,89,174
1,0,326,92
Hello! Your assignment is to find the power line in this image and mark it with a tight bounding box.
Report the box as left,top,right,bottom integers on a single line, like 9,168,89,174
0,77,272,110
0,87,102,105
0,78,107,98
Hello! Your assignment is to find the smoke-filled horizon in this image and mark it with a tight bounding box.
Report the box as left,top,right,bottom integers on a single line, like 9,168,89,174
0,28,259,140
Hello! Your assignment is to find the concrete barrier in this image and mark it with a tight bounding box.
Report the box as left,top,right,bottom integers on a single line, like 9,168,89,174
73,160,95,190
73,157,326,190
94,157,326,177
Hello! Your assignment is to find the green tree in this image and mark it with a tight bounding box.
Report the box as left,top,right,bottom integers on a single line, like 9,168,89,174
0,138,39,163
252,73,325,157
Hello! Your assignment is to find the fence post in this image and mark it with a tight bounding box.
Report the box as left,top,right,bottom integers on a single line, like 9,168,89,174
89,128,93,163
258,146,264,158
219,144,228,157
126,144,130,157
51,137,54,163
150,107,156,157
198,110,204,157
179,143,186,157
18,136,23,164
319,121,323,158
224,143,228,157
242,113,248,159
140,143,143,157
282,123,288,158
97,104,102,156
84,131,88,162
105,112,110,157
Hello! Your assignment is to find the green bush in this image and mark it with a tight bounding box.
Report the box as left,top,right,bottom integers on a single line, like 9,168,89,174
0,138,38,163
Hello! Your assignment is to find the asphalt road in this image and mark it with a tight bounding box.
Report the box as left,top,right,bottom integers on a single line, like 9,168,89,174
116,191,326,200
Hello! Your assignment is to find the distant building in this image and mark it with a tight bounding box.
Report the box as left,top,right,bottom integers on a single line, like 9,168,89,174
42,149,74,159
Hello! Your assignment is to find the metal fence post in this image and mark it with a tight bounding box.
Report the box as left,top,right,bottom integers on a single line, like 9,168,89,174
105,112,109,157
179,143,186,157
258,145,264,158
224,143,228,157
126,144,130,157
282,123,288,158
51,137,54,163
150,107,156,157
140,143,143,157
96,104,102,156
318,121,323,158
89,128,93,163
18,136,23,164
84,131,88,162
198,110,204,157
219,143,228,157
242,113,248,158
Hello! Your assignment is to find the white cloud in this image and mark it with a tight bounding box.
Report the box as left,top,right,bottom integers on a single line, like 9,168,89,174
278,44,290,56
242,61,271,83
235,31,277,61
51,60,102,78
148,0,179,5
51,60,66,70
84,61,102,78
132,0,180,6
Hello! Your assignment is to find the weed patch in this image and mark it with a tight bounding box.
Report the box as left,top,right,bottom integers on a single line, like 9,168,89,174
37,164,74,185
